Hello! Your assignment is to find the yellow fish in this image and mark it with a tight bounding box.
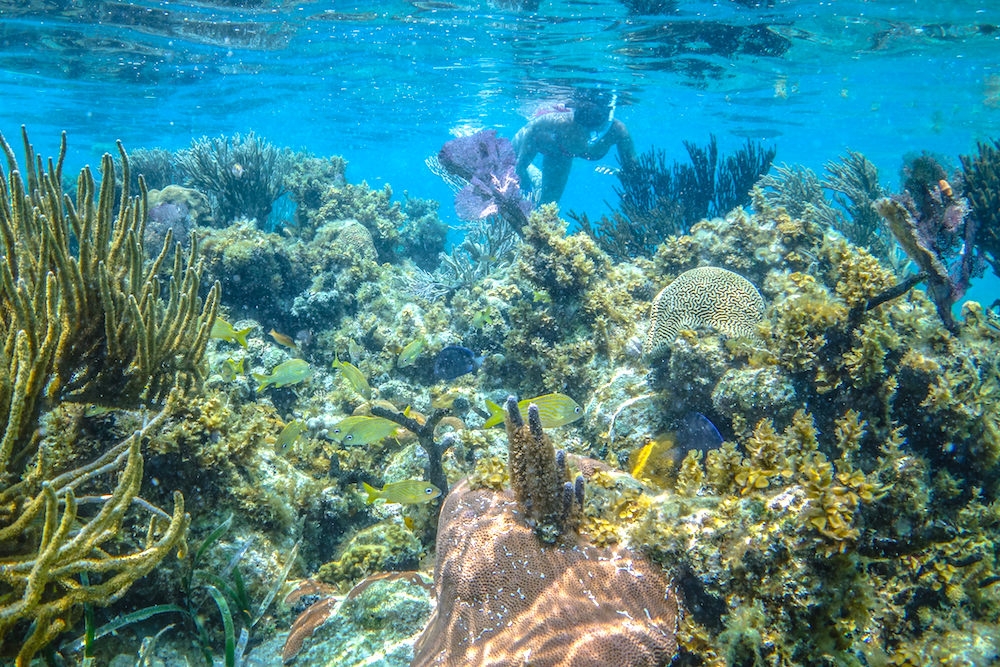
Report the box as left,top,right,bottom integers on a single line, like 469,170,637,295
275,419,308,455
396,338,425,368
332,415,400,446
482,393,583,429
253,359,313,392
269,328,298,350
628,433,681,487
630,438,659,480
211,319,252,348
220,357,245,382
332,356,372,400
362,480,441,505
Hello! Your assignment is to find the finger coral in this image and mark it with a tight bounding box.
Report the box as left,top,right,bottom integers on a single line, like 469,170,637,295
0,128,218,476
644,266,765,360
412,399,679,667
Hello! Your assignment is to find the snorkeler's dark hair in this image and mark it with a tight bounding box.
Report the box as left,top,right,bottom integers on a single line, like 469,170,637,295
568,89,614,129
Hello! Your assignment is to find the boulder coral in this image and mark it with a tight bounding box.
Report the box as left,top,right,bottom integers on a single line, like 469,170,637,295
412,399,678,667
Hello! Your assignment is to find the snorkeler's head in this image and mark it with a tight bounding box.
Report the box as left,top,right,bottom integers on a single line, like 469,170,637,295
568,89,615,130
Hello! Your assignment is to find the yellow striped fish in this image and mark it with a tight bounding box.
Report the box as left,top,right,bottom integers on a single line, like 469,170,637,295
362,480,441,505
396,337,425,368
331,415,399,446
482,393,582,429
275,419,308,455
332,356,372,400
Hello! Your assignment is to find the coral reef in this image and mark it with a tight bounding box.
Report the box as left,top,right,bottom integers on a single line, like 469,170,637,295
316,521,423,586
9,124,998,667
0,129,221,664
284,154,347,238
311,177,445,266
758,150,903,268
633,178,1000,664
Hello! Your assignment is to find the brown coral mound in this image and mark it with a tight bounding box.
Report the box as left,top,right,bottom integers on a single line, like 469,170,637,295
411,479,679,667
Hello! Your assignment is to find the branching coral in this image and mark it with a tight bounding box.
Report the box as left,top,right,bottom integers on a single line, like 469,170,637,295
588,134,775,260
0,128,219,478
960,138,1000,280
823,149,891,256
0,400,189,666
176,131,294,226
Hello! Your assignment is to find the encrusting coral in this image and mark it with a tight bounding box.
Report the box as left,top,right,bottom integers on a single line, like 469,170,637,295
411,398,678,667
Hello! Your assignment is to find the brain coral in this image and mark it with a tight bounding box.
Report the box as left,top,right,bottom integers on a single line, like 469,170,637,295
644,266,765,360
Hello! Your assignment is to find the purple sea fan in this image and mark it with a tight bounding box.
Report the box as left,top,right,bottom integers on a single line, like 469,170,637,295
438,129,517,183
454,167,531,227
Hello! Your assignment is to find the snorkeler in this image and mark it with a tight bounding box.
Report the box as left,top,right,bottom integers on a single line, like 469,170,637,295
512,90,638,205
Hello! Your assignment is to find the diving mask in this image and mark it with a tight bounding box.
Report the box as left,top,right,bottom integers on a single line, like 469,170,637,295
587,93,617,147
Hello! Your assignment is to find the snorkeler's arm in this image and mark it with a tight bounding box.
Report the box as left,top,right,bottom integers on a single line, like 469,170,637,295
612,120,638,169
512,123,538,188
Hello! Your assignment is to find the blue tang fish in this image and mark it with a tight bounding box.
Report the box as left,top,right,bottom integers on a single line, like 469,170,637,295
433,345,483,381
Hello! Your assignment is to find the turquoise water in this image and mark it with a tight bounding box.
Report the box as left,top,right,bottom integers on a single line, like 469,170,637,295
3,1,1000,232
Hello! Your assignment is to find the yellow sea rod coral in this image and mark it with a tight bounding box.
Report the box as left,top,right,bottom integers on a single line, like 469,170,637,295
644,266,765,360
